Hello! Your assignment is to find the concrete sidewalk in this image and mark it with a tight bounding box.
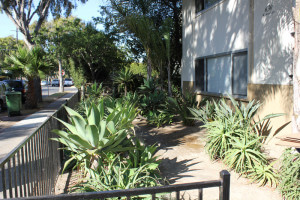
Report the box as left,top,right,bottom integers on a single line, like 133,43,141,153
0,92,76,163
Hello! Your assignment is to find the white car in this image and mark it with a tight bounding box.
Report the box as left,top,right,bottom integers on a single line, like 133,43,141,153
64,79,74,87
41,80,49,86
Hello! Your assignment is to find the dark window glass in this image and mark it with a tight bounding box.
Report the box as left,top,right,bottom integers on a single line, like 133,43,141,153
204,0,220,9
195,0,204,13
195,59,205,91
232,52,248,96
196,0,220,12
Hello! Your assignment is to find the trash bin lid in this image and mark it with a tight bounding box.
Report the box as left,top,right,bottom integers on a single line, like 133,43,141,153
5,91,22,95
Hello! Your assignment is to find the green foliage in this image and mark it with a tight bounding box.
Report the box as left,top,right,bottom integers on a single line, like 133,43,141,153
197,95,281,187
279,148,300,199
113,67,135,96
164,92,197,126
146,110,174,128
130,62,148,76
189,99,217,123
138,78,166,115
68,58,86,88
72,152,161,194
85,82,104,101
248,161,278,187
52,99,138,172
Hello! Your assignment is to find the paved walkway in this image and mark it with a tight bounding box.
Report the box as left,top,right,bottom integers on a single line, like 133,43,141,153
0,92,76,163
133,119,282,200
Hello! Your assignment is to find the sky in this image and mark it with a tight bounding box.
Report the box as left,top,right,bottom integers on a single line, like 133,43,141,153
0,0,107,39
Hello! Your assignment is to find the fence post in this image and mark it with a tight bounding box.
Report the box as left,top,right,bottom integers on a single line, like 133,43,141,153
219,170,230,200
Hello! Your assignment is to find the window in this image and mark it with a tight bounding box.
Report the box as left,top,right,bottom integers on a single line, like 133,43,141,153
195,0,221,13
195,51,248,97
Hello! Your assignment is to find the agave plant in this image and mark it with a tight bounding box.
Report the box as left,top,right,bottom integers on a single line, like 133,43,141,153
52,100,138,172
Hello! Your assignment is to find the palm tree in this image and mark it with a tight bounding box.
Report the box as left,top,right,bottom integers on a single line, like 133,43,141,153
113,68,134,96
3,46,50,108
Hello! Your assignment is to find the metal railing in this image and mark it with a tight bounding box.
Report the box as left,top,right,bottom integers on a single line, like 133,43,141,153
8,170,230,200
0,92,79,199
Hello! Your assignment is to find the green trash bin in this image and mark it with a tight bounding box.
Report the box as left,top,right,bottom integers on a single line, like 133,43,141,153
5,91,22,116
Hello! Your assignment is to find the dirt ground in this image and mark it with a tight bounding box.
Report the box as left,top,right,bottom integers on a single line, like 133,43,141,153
55,116,282,200
0,93,66,134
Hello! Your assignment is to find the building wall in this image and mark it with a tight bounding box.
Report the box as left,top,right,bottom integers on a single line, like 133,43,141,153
182,0,295,158
182,0,249,84
252,0,294,85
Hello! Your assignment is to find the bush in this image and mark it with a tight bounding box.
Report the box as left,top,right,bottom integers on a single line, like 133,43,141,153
196,95,281,186
164,92,197,126
279,148,300,199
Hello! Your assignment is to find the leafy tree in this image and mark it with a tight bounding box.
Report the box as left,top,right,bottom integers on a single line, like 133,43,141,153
0,0,88,49
3,46,51,108
0,36,25,62
98,0,182,86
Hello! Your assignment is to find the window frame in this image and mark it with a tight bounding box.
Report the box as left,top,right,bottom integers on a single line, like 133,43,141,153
195,0,222,13
195,50,248,98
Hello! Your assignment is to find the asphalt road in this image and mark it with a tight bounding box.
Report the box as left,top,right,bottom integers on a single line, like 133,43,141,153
42,85,78,97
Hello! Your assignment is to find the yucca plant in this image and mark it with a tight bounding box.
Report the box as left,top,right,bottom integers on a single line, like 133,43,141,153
113,67,135,96
279,148,300,199
52,100,138,172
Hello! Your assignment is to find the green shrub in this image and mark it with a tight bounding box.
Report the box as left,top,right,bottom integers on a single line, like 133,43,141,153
146,110,174,127
85,82,104,101
279,148,300,199
164,92,197,126
198,95,281,186
189,99,217,123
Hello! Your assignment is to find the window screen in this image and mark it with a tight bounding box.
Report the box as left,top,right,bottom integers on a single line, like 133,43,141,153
232,53,248,96
207,55,231,94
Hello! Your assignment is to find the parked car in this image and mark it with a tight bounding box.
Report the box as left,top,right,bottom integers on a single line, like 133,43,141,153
41,80,50,86
0,81,7,112
3,80,27,103
64,78,74,87
52,79,59,87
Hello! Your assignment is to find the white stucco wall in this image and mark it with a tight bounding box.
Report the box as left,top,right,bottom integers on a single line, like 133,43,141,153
182,0,249,83
182,0,294,86
252,0,294,85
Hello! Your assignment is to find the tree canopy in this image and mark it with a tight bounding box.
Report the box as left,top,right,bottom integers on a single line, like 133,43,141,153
0,0,88,49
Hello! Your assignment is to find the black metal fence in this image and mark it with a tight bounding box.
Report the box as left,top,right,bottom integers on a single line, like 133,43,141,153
0,92,79,199
8,170,230,200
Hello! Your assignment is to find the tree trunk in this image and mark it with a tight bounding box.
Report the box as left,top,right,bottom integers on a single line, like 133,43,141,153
293,1,300,134
25,77,38,109
34,77,42,102
146,48,152,80
167,60,172,96
58,58,64,93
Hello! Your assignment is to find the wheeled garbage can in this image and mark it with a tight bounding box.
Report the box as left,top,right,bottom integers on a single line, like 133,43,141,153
5,91,22,116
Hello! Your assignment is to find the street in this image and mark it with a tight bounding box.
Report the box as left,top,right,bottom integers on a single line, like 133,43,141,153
42,85,78,98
